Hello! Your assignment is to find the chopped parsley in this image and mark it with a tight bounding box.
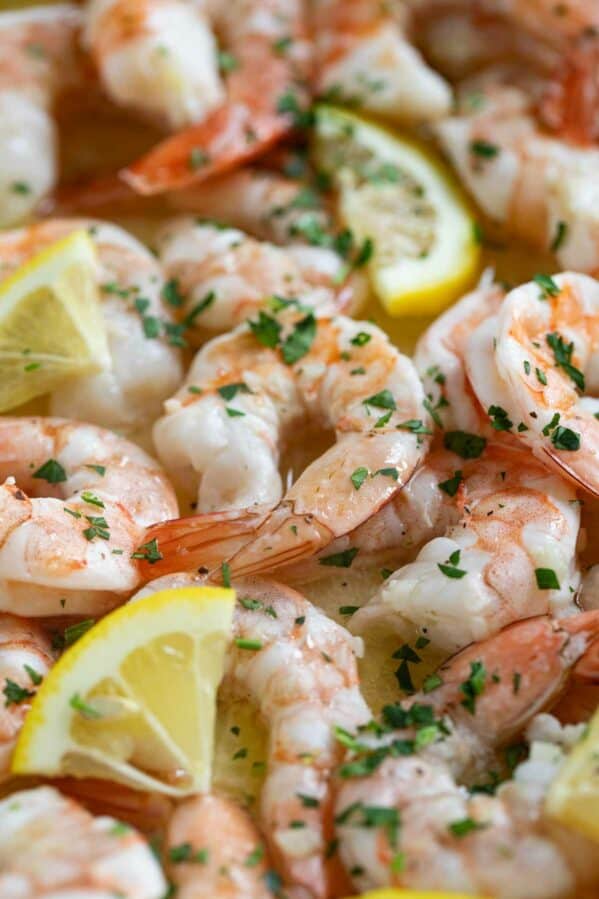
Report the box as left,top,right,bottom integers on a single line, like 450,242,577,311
438,549,467,579
32,458,67,484
438,470,463,497
546,332,585,391
535,567,560,590
487,404,513,432
443,431,486,459
131,538,163,564
460,660,486,714
350,467,369,490
319,547,359,568
3,679,34,706
469,140,500,159
533,273,560,299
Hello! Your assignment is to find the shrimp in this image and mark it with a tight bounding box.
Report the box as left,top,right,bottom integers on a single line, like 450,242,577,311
352,441,581,653
414,270,505,433
0,785,166,897
146,311,430,577
84,0,224,131
467,272,599,497
0,416,177,617
118,0,312,195
166,794,273,899
0,219,184,435
435,66,599,273
312,0,452,124
155,217,366,340
335,611,599,897
0,5,85,226
135,573,371,898
166,167,336,246
0,614,54,775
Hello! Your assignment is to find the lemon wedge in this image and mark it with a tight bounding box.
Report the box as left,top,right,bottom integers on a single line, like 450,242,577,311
0,229,110,412
545,706,599,843
345,891,485,899
312,105,481,317
12,586,235,797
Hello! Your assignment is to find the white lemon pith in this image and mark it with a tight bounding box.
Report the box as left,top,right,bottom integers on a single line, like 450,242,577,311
12,586,235,797
546,706,599,843
0,229,110,411
312,105,481,318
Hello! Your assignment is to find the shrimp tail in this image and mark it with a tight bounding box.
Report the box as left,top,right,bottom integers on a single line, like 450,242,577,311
136,506,272,580
121,104,290,195
561,610,599,682
213,505,335,579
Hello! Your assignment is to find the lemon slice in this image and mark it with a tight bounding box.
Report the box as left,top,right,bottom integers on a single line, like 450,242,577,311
312,105,481,317
12,586,235,797
0,229,110,412
345,891,485,898
545,706,599,843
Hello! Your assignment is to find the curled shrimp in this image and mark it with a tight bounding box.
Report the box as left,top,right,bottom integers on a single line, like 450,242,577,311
435,65,599,273
0,784,166,897
352,441,581,653
166,794,274,899
0,614,54,776
0,219,184,435
117,0,312,195
155,217,365,341
0,4,85,226
0,416,177,617
135,573,370,898
312,0,452,124
335,611,599,897
145,311,430,577
467,272,599,497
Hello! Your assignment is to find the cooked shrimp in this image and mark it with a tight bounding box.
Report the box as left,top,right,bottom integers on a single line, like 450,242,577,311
414,270,505,433
0,614,54,775
146,312,429,577
84,0,224,131
435,67,599,273
167,167,336,246
468,272,599,497
312,0,452,124
0,219,183,435
135,573,371,898
0,785,166,898
120,0,312,194
335,611,599,897
156,217,365,340
166,794,273,899
352,441,581,652
0,5,85,226
0,416,177,616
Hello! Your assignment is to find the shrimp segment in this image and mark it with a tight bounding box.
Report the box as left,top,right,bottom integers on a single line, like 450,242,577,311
0,417,177,616
135,573,370,898
468,272,599,497
167,794,273,899
84,0,224,131
155,217,360,340
435,67,599,273
0,5,85,226
313,0,452,123
335,612,599,897
120,0,312,194
0,785,166,898
353,441,581,653
0,219,184,435
146,313,429,577
0,614,54,776
414,271,505,433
